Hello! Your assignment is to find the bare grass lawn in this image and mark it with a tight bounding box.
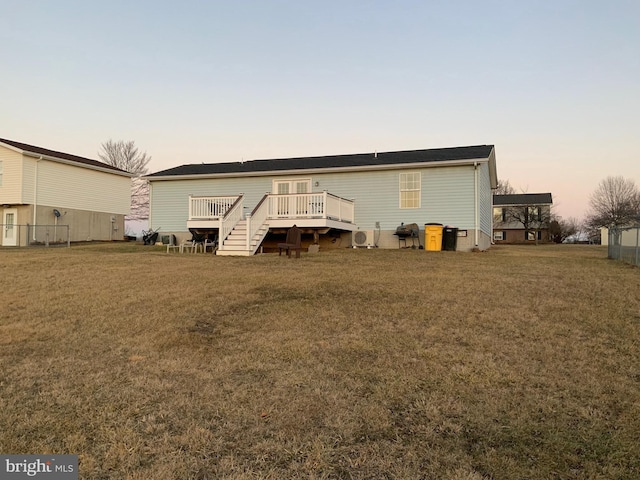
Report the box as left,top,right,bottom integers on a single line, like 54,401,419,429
1,244,639,479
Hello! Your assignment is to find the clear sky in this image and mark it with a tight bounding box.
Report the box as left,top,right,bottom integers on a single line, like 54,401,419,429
2,0,638,221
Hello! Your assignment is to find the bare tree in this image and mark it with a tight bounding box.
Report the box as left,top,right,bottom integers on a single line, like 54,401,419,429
98,139,151,174
587,176,640,229
99,140,151,221
495,179,516,195
128,178,150,221
549,216,579,243
504,204,553,244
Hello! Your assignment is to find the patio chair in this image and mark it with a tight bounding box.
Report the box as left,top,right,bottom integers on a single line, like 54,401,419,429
278,225,302,258
204,234,218,253
179,236,195,253
166,234,180,253
188,229,207,253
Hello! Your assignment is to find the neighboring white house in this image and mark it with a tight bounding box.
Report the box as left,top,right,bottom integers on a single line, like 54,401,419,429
0,137,132,246
145,145,498,255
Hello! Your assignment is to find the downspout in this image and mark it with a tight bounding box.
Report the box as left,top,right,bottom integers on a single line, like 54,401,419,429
148,181,153,233
33,156,42,241
474,161,478,247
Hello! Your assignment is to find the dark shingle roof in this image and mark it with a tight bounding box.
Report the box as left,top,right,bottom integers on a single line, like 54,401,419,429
493,193,553,206
148,145,494,177
0,137,128,174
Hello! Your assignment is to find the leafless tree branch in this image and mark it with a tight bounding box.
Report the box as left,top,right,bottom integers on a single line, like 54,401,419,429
587,176,640,229
98,140,151,220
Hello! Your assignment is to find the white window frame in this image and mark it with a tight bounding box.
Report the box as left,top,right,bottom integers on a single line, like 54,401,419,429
493,231,504,241
399,172,421,209
272,178,312,195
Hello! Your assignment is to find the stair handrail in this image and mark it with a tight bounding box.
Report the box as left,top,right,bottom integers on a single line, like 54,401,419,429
218,194,244,250
246,193,270,252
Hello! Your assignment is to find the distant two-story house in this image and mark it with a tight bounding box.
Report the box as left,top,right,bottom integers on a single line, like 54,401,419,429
146,145,498,254
493,193,553,244
0,138,132,246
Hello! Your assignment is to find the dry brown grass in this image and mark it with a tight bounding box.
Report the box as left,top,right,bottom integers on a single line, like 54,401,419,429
0,243,639,479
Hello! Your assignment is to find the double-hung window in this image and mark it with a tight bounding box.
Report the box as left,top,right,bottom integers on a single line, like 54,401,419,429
528,206,541,221
399,172,420,209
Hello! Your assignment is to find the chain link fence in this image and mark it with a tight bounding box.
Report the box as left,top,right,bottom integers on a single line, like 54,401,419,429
1,224,70,247
608,226,640,266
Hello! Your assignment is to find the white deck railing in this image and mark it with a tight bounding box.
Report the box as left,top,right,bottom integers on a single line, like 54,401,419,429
324,192,355,222
189,195,241,219
189,192,354,224
267,192,354,223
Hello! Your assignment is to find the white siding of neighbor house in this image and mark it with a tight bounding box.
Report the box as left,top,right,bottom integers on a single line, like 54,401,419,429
150,163,488,233
478,161,493,235
0,145,24,204
22,157,130,214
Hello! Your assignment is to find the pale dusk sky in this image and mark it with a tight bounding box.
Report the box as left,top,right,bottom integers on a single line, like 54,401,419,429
2,0,638,221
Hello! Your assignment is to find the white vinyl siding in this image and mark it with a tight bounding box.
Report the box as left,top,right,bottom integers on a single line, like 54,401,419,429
477,162,493,236
149,163,486,233
399,172,420,209
0,146,24,203
22,157,130,214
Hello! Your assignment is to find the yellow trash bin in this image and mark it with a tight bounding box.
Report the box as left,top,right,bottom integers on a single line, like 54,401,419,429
425,223,443,251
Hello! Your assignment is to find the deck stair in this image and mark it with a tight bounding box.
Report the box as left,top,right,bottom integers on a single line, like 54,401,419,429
216,219,269,256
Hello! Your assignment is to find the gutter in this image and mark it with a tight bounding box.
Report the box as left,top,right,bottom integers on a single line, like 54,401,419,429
474,161,478,247
33,156,42,240
144,158,492,182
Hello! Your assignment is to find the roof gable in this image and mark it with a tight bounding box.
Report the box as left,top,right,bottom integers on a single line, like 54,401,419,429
0,137,129,175
148,145,495,178
493,193,553,206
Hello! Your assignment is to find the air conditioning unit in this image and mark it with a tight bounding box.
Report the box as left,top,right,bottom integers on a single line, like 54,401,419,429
353,230,375,247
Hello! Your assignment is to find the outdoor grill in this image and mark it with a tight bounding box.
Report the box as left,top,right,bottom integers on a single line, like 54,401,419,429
394,222,421,249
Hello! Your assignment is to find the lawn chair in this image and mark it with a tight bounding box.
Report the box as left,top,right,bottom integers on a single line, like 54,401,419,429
166,234,180,253
278,225,302,258
204,234,218,254
187,229,207,253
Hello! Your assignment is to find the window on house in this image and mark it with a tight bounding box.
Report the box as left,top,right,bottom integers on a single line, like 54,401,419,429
527,231,536,241
493,231,504,241
493,207,508,223
528,206,541,221
399,172,420,208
